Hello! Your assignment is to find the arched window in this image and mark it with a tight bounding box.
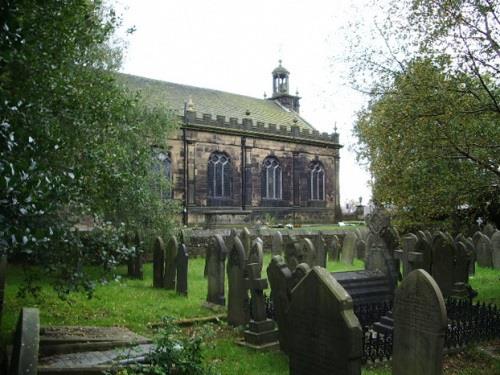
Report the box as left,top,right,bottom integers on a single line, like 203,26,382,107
262,156,282,199
310,161,325,200
153,150,172,199
208,152,232,198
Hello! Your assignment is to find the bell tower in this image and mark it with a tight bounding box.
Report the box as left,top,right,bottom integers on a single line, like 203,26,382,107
270,60,301,113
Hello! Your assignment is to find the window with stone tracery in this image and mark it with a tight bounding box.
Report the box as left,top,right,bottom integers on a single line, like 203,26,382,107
310,161,325,201
208,152,232,198
262,156,282,200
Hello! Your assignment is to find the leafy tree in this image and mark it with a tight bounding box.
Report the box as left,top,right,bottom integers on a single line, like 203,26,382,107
349,0,500,230
1,0,177,295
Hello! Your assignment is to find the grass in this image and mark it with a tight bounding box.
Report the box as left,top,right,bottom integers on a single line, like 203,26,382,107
1,257,499,374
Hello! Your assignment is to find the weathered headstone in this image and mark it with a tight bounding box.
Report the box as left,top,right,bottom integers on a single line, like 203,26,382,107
472,230,483,248
392,269,447,375
476,233,493,268
267,255,292,353
272,231,284,256
340,232,357,265
175,243,188,296
483,223,496,238
127,232,144,279
355,239,366,260
453,242,470,284
300,238,317,267
10,308,40,375
287,267,362,375
285,234,301,271
314,232,327,268
394,233,423,279
491,230,500,269
206,234,228,306
164,235,178,290
463,237,476,275
241,263,279,349
248,238,264,271
240,227,252,259
415,231,432,273
329,235,340,262
152,237,165,288
290,263,311,289
227,236,249,327
431,232,455,297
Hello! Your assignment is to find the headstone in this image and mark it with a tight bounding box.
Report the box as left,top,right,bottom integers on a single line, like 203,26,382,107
127,232,144,279
10,308,40,375
355,239,366,260
267,255,293,353
240,227,252,259
392,269,447,375
453,242,469,284
0,255,6,326
491,230,500,269
329,235,340,262
248,238,264,271
463,237,476,275
476,233,493,268
206,234,228,306
415,231,433,273
340,232,356,265
175,243,188,296
152,237,165,288
272,231,284,256
472,231,483,248
227,236,249,326
431,232,455,297
287,267,362,375
314,232,327,268
300,238,317,267
483,223,496,238
394,233,423,279
285,234,301,271
241,263,279,349
290,263,311,289
164,235,178,290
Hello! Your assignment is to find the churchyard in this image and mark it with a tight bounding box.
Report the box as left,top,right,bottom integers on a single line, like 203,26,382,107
1,211,500,374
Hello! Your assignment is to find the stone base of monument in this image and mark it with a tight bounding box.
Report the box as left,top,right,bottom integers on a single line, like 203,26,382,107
238,319,279,350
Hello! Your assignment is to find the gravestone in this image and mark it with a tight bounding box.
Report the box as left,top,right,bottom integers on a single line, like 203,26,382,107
392,269,447,375
266,255,293,353
476,233,493,268
0,255,6,326
472,231,483,248
164,235,178,290
241,263,279,349
175,243,188,296
285,234,301,271
483,223,496,238
248,238,264,271
453,242,470,284
330,235,340,262
290,263,311,289
491,231,500,269
355,239,366,260
340,232,357,265
241,227,252,259
314,232,327,268
463,237,476,275
431,232,455,297
127,232,143,279
394,233,423,279
227,236,250,327
415,231,432,273
206,234,228,306
152,237,166,288
272,231,284,256
10,308,40,375
300,238,317,267
287,267,362,375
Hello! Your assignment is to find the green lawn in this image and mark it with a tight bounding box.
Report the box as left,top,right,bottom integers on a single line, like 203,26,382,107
1,256,499,374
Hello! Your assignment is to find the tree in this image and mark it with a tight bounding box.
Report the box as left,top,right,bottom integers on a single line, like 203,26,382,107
1,0,176,295
349,0,500,230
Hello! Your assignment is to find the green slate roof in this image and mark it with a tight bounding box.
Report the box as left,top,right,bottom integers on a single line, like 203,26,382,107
119,73,315,131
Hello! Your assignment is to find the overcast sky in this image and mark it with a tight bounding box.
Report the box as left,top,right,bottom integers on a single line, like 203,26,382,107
115,0,376,207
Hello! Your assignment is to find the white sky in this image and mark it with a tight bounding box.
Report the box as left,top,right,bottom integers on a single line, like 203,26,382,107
115,0,375,207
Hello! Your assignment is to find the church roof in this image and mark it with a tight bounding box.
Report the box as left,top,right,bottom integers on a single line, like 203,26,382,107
119,73,315,131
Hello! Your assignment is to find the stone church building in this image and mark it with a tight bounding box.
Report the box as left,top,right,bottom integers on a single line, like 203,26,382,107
124,62,342,226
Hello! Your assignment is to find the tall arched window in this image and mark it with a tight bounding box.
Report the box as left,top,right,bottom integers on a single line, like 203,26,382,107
153,150,172,199
262,156,282,199
208,152,232,198
310,161,325,200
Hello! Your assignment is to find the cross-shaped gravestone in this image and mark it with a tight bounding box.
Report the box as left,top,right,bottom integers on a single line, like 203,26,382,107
394,234,423,279
245,263,268,322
